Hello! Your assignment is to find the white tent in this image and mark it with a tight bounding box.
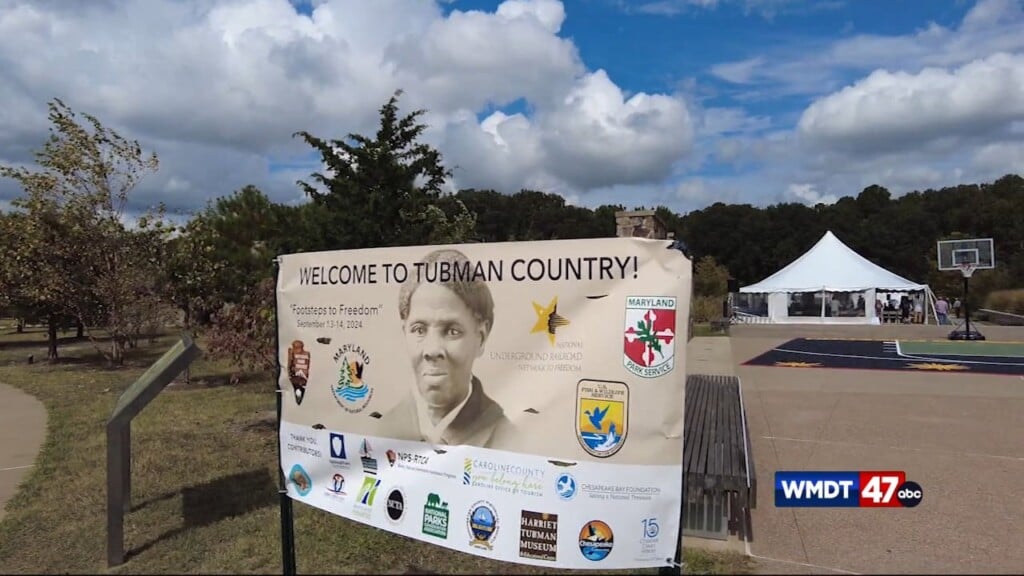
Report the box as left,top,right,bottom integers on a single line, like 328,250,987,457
738,231,933,324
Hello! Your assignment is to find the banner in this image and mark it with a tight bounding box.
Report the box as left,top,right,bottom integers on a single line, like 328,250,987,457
276,237,690,570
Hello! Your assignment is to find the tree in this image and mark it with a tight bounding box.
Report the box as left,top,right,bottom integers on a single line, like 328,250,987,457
0,98,163,365
164,215,226,332
294,89,465,250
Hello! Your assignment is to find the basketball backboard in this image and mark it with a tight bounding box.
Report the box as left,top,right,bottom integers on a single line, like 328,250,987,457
937,238,995,271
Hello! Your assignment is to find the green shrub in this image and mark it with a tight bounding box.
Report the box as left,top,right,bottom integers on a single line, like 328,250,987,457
984,289,1024,315
693,295,724,322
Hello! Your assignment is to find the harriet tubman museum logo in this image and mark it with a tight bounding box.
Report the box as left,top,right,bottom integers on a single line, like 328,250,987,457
286,340,311,405
331,344,372,413
623,296,677,378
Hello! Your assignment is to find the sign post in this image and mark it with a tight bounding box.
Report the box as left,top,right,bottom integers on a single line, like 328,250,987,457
106,334,203,567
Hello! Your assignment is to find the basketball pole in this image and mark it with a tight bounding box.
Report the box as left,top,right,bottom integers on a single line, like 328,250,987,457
949,267,985,341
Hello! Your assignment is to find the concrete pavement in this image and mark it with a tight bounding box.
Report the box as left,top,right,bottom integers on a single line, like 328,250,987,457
0,382,47,524
726,325,1024,574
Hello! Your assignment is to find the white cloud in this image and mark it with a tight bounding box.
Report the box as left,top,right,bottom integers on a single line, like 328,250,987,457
787,183,837,205
0,0,694,212
798,52,1024,154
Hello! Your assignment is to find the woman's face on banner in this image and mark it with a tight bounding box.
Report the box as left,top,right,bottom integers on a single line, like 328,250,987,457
403,282,488,411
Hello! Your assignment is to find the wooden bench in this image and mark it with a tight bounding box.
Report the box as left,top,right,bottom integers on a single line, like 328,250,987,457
683,374,756,540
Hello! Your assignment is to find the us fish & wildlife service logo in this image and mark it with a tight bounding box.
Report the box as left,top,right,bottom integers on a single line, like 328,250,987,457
576,379,628,458
467,500,500,550
332,344,372,413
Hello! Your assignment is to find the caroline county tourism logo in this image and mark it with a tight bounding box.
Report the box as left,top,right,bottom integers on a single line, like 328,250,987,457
288,464,312,498
385,487,406,524
463,458,544,497
467,500,500,550
422,493,449,539
331,344,372,413
555,473,577,501
324,472,346,500
530,295,570,346
286,340,311,406
576,379,629,458
519,510,558,562
623,296,677,378
578,520,614,561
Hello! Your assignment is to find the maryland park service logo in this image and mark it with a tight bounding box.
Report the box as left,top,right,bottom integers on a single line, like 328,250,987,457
623,296,677,378
576,379,628,458
331,344,372,413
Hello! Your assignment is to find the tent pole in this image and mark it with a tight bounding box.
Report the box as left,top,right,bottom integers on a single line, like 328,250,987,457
820,289,826,321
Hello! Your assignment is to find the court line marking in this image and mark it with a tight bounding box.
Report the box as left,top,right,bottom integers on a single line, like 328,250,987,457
773,346,1024,368
895,344,1024,358
761,436,1024,463
745,545,861,575
0,464,33,472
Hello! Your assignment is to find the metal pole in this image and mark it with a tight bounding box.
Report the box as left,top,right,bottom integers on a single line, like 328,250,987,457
273,258,297,576
963,275,970,337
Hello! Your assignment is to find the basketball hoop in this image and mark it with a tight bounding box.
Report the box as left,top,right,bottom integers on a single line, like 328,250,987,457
959,263,977,278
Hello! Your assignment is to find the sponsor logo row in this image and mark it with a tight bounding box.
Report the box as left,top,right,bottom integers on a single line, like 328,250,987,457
289,430,662,504
289,461,662,563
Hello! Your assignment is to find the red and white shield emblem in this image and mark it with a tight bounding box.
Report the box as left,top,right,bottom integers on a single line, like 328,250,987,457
623,296,677,378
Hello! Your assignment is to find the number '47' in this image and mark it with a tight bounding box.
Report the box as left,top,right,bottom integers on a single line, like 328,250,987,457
862,475,900,503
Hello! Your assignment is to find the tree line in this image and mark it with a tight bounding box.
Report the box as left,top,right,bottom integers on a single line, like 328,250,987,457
1,92,1021,369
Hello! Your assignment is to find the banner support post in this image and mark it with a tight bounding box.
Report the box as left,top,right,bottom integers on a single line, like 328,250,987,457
274,257,297,576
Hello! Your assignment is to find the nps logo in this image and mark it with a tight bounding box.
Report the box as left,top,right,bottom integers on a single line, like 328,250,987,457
422,493,450,539
578,520,614,561
288,464,312,498
467,501,500,550
576,379,628,458
331,344,372,413
530,296,570,346
623,296,677,378
286,340,311,405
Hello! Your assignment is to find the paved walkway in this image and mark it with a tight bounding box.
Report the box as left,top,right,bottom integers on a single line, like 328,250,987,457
0,382,47,524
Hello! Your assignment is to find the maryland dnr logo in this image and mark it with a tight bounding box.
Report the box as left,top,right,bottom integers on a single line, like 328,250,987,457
623,296,677,378
331,344,372,413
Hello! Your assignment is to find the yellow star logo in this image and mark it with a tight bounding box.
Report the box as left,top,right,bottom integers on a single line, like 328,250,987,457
906,363,969,371
774,361,823,368
531,296,570,346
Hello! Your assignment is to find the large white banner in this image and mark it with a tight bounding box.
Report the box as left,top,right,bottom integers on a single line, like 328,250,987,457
276,237,690,570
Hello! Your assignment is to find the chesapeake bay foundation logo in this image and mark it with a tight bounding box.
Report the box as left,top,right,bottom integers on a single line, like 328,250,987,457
332,344,372,413
422,493,450,539
519,510,558,562
623,296,677,378
286,340,311,405
531,296,570,346
288,464,312,498
463,458,544,497
578,520,614,562
576,379,628,458
467,501,500,550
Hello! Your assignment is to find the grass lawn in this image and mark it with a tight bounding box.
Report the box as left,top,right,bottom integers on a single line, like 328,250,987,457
0,323,750,575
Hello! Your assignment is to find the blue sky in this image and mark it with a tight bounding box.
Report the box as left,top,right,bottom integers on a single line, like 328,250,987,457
0,0,1022,217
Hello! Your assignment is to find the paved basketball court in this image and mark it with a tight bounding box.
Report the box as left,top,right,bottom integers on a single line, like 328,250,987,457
742,337,1024,376
723,324,1024,574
